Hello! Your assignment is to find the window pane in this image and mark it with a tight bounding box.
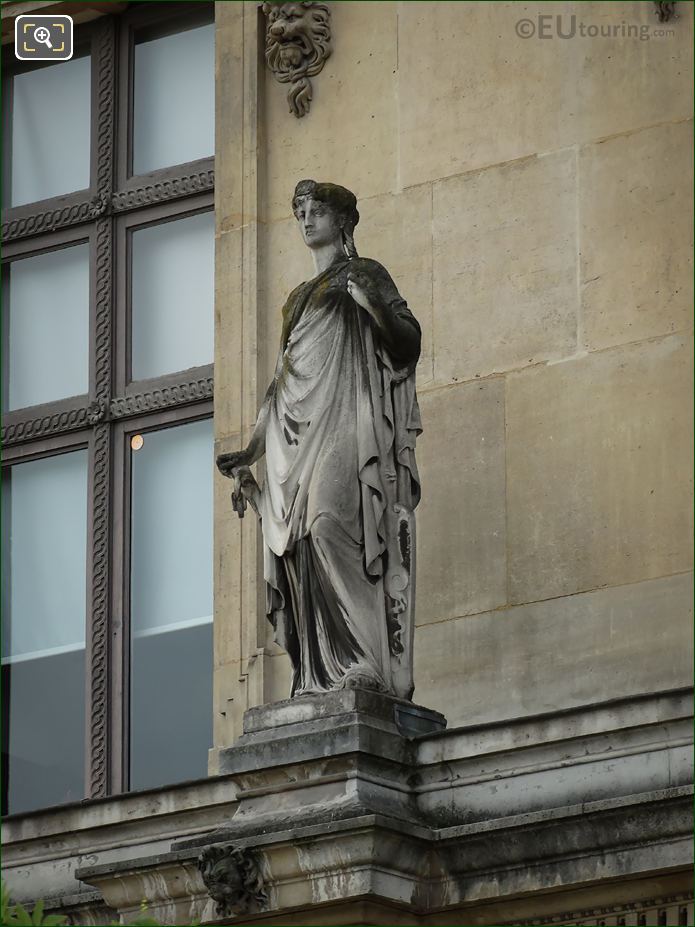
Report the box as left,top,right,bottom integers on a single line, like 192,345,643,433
133,22,214,175
11,55,91,207
1,451,88,815
130,419,213,790
5,244,90,411
131,212,214,381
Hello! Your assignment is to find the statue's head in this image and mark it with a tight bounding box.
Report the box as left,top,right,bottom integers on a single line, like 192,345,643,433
292,179,359,258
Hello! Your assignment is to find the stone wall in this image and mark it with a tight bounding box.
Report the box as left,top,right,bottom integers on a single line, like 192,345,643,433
0,4,691,920
212,1,693,755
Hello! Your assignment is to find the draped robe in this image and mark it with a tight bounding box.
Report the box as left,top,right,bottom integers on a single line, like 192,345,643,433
259,257,422,699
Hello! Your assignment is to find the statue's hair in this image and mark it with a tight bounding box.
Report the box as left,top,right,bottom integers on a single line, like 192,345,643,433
292,179,360,259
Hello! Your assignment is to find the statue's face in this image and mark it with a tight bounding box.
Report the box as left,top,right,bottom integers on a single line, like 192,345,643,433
294,196,341,250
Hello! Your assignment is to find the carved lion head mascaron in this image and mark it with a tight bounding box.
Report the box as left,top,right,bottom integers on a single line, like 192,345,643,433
261,1,332,117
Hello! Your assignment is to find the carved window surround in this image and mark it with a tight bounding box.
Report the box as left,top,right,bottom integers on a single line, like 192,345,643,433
1,3,215,808
2,166,215,243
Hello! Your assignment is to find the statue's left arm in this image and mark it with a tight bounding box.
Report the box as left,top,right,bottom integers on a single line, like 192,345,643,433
346,260,420,365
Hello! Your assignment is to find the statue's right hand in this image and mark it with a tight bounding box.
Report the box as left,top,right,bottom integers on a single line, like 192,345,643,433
231,466,260,519
216,448,251,478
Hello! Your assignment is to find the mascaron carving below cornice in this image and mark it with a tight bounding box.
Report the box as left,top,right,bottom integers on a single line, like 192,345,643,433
198,844,267,919
261,1,332,117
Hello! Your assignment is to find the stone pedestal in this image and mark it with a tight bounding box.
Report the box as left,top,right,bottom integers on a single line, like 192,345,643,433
178,688,446,846
161,689,447,922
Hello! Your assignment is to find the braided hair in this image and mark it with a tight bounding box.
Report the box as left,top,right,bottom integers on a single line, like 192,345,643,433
292,179,360,259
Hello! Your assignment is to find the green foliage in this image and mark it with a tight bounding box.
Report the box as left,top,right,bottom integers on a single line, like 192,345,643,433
111,900,161,926
1,882,198,927
110,918,162,926
105,898,161,925
1,882,68,926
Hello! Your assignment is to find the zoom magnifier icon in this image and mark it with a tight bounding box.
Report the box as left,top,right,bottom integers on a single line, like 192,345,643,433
15,14,73,60
33,26,53,48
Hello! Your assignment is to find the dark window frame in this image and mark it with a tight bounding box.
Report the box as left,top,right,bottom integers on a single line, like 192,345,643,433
118,1,214,189
2,429,93,810
3,23,99,216
109,401,214,793
3,224,97,423
115,191,215,397
1,2,216,815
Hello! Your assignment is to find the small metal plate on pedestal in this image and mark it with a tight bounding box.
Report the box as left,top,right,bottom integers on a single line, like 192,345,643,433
394,701,446,737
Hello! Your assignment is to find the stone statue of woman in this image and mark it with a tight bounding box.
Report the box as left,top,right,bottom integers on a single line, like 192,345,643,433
217,180,421,701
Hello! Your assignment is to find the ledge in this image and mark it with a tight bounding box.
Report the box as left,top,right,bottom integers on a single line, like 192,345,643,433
2,687,692,921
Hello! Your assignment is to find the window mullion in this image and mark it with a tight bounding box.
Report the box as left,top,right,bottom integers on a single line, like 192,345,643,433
85,14,116,801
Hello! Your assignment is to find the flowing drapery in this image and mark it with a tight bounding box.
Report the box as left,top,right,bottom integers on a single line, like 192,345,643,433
259,257,421,698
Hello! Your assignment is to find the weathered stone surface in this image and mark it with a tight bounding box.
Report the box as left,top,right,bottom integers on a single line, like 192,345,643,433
415,379,506,626
41,892,114,927
413,572,693,729
580,120,694,351
75,791,693,926
78,853,215,927
416,689,693,825
398,2,577,188
214,230,243,440
506,334,693,603
432,150,578,384
434,789,692,919
263,650,294,705
212,450,244,671
357,186,434,387
215,2,244,235
214,688,444,832
211,658,243,760
418,688,692,767
5,686,691,925
263,1,398,223
574,2,693,146
1,776,239,906
398,1,693,189
241,687,445,736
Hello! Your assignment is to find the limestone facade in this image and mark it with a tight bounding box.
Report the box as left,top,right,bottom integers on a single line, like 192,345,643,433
1,2,693,924
213,0,693,744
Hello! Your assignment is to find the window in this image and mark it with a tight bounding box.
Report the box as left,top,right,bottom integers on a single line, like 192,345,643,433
9,53,91,207
1,3,215,815
2,449,88,813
